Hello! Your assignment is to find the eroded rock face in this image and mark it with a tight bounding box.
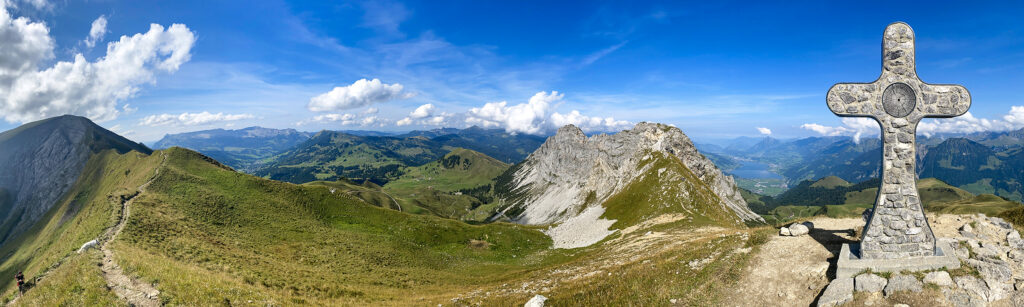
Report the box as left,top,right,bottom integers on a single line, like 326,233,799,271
495,123,762,248
0,115,150,245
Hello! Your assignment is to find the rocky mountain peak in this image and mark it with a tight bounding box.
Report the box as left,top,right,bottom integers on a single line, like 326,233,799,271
496,122,762,249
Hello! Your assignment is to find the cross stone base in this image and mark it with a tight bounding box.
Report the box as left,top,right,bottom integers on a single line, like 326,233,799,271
835,240,961,279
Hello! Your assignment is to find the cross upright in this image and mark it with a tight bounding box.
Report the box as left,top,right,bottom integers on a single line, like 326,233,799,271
827,22,971,259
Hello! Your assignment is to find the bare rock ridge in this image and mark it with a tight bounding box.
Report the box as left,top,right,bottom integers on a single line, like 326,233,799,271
494,122,763,248
0,115,151,245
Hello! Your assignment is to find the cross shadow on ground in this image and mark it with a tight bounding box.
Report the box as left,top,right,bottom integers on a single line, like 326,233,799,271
807,225,859,307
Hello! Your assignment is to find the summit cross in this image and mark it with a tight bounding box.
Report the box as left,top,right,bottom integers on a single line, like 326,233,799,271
827,22,971,259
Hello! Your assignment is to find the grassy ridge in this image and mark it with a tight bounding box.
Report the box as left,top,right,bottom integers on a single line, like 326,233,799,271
602,151,741,230
0,150,161,302
116,148,560,305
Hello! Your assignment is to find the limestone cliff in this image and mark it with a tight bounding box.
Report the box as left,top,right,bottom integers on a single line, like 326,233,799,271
494,122,763,248
0,115,151,245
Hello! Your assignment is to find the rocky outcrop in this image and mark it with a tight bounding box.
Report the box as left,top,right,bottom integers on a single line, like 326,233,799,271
0,115,150,245
494,122,762,248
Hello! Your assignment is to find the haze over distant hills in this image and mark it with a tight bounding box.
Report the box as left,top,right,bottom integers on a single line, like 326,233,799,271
152,127,312,172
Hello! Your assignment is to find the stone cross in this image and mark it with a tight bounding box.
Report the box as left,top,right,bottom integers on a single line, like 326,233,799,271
827,22,971,259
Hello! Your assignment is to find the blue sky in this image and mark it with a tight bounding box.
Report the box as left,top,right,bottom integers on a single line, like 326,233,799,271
1,0,1024,143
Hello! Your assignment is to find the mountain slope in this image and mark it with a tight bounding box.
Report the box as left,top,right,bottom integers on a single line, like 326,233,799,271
0,149,160,304
0,115,151,245
493,123,762,248
918,137,1022,200
106,148,556,305
151,126,311,172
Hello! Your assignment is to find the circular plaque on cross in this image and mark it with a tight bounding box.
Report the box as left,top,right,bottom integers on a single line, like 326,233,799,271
882,82,916,117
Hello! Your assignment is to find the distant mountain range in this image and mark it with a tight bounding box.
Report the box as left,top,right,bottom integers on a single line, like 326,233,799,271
152,126,312,172
699,128,1024,201
254,126,545,185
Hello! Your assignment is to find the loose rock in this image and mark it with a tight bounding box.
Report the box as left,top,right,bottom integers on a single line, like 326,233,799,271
883,274,922,297
789,223,809,236
816,277,853,307
780,227,791,236
923,271,953,287
854,273,886,293
524,294,547,307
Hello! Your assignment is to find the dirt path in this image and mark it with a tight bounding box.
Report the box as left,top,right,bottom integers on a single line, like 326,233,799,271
723,217,862,306
98,153,166,307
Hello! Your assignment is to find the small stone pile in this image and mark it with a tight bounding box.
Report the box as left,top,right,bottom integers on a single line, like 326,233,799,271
780,221,813,237
818,214,1024,306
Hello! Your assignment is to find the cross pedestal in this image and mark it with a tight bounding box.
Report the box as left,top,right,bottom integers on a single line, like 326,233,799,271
827,22,969,275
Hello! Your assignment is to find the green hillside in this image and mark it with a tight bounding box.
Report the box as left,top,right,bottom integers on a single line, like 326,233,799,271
303,179,403,211
152,127,311,172
809,176,851,189
99,148,563,305
601,151,742,230
255,128,544,186
0,144,775,305
385,148,509,193
0,149,161,305
300,149,510,220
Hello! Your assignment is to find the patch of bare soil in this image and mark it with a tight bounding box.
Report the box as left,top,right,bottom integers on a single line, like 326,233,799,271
723,217,862,306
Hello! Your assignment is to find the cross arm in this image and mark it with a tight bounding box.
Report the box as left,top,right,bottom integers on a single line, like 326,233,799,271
827,83,882,117
919,84,971,118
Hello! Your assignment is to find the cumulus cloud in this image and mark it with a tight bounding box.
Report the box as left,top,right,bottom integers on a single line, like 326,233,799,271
362,107,379,115
397,103,443,126
139,112,254,127
804,106,1024,140
549,110,630,133
409,103,435,119
307,78,414,112
0,4,196,123
917,110,1023,137
800,118,878,143
756,127,771,135
465,91,630,135
84,15,107,48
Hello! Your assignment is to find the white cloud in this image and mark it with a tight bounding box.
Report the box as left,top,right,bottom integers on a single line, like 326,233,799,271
362,107,378,114
361,115,386,127
549,110,631,132
409,103,435,119
139,111,254,127
581,41,626,66
307,78,413,112
465,91,630,135
800,118,877,143
297,112,390,127
756,127,771,135
804,106,1024,140
297,113,357,125
396,117,413,126
84,15,107,48
0,4,196,124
